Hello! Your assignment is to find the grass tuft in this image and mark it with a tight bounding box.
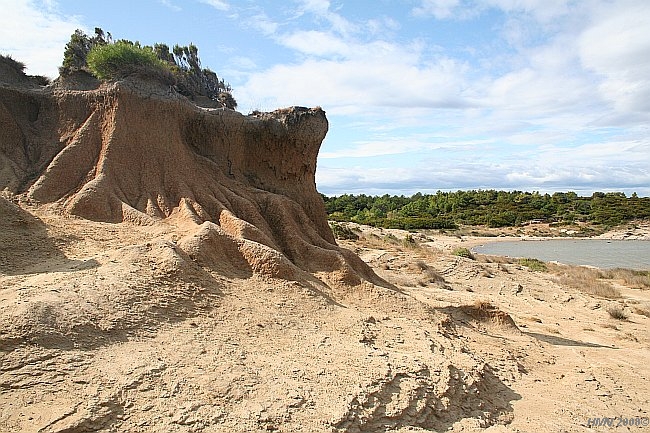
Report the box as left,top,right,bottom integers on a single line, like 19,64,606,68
606,305,628,320
632,306,650,318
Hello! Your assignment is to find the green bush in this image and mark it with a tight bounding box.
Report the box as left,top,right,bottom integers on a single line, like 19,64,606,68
86,41,173,83
452,247,474,259
517,257,547,272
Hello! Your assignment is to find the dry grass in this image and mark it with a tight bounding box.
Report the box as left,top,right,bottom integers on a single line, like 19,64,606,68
601,268,650,290
632,306,650,318
622,333,638,342
383,258,450,289
548,263,621,299
606,305,628,320
356,234,393,250
545,326,561,335
497,263,511,274
476,254,515,265
411,260,448,287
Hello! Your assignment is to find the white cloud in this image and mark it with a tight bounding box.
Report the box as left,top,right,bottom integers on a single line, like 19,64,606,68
300,0,331,15
159,0,181,11
279,30,351,57
245,12,278,36
199,0,230,11
483,0,572,23
320,136,492,159
0,0,83,78
412,0,462,19
239,33,470,113
317,136,650,196
232,0,650,196
366,17,401,35
578,1,650,114
229,56,257,70
293,0,357,36
320,138,426,159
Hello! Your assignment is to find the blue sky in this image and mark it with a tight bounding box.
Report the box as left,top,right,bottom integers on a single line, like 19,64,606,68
2,0,649,196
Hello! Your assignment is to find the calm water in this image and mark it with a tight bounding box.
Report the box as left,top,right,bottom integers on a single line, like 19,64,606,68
472,239,650,270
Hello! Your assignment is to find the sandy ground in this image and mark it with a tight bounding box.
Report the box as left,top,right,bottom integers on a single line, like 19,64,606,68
1,204,649,432
341,222,650,430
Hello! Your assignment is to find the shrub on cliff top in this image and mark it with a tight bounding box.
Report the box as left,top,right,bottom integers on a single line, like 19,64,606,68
61,27,237,109
0,54,51,86
0,54,26,74
86,41,174,83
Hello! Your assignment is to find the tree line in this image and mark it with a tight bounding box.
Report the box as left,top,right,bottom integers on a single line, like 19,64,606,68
322,190,650,230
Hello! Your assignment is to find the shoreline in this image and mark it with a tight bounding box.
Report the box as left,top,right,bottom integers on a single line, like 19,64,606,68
333,220,650,270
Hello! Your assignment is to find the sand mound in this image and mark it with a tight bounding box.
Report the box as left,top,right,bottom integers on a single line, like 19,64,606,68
459,301,520,331
0,78,382,284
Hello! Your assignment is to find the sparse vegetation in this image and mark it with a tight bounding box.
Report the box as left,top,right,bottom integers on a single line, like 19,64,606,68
549,264,621,299
401,234,418,248
601,268,650,289
383,233,399,245
412,260,448,287
632,306,650,318
1,54,26,73
476,254,515,264
0,54,51,85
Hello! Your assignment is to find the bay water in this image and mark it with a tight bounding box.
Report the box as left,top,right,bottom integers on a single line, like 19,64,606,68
472,239,650,270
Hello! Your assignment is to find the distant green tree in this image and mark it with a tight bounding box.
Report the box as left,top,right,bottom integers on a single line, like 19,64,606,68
169,43,235,107
322,190,650,230
60,28,110,74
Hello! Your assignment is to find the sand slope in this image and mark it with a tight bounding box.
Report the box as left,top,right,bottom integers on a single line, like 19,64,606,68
2,205,649,432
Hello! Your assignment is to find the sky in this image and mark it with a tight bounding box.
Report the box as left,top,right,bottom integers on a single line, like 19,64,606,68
1,0,649,197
